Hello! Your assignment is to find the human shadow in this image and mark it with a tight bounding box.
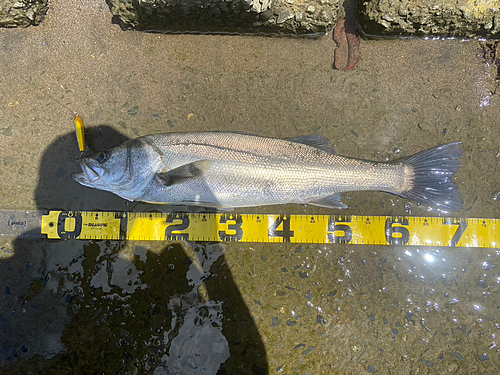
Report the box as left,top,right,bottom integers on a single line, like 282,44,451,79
0,126,267,374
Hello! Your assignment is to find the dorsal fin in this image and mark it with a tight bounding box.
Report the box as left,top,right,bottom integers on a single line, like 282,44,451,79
286,135,336,153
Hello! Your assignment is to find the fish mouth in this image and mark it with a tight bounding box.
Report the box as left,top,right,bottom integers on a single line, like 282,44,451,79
71,158,100,185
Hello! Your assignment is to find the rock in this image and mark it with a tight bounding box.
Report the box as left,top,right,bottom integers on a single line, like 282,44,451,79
0,0,48,27
277,9,293,24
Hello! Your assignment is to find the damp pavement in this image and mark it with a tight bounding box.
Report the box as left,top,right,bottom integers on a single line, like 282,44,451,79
0,0,499,374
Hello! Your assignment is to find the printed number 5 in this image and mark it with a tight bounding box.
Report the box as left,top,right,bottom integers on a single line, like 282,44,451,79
327,216,352,244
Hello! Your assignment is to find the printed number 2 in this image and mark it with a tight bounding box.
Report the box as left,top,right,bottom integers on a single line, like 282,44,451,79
385,217,410,245
269,216,295,242
165,214,190,241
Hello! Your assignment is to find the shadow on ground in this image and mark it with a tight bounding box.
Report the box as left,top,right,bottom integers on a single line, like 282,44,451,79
0,128,267,374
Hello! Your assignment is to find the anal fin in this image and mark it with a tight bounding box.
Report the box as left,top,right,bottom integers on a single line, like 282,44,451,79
180,200,234,211
308,193,348,209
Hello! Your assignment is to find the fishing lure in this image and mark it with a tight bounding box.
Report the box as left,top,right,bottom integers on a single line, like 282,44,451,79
75,115,85,152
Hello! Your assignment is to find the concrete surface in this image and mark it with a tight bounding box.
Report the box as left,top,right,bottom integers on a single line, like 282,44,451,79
0,0,499,373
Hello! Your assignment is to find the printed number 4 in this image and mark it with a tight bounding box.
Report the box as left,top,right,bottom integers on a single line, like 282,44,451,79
269,216,294,242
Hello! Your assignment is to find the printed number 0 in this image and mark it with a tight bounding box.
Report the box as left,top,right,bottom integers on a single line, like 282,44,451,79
57,212,83,239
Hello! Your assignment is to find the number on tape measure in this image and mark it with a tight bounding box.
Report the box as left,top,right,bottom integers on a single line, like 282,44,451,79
327,216,352,244
165,214,190,241
57,211,83,239
269,215,295,242
219,214,243,242
385,217,410,245
443,218,468,247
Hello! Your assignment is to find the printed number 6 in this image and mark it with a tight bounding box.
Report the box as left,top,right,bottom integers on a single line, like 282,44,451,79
385,218,410,245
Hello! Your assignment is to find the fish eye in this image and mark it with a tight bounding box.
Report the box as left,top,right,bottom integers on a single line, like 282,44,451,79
96,152,108,163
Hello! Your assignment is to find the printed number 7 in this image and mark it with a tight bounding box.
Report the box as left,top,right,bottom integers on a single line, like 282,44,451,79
443,218,468,247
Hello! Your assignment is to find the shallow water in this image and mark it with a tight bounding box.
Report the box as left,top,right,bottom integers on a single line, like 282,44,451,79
0,0,499,373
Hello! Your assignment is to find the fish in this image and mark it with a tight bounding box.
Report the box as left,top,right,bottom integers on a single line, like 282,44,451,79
71,132,463,211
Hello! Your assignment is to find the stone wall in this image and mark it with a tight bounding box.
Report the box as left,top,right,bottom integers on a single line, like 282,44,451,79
108,0,340,36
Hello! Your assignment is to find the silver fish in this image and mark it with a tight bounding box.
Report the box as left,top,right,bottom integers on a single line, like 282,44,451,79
71,132,463,211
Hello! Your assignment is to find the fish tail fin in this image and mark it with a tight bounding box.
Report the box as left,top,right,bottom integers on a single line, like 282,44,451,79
394,142,463,211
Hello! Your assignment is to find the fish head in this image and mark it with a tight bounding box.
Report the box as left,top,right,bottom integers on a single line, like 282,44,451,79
72,146,131,191
71,138,163,200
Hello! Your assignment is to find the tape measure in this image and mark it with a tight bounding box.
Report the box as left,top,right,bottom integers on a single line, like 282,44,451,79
36,210,499,247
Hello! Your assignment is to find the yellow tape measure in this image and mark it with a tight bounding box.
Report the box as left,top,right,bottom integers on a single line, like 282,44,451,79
40,211,499,247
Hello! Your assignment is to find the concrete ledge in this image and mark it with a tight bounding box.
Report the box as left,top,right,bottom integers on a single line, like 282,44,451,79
108,0,340,36
359,0,500,39
0,0,48,27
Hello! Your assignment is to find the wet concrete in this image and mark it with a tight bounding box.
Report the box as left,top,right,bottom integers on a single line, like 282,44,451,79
0,0,499,373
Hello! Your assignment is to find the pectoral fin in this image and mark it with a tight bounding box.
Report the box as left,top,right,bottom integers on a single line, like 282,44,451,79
157,159,213,186
308,193,348,209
